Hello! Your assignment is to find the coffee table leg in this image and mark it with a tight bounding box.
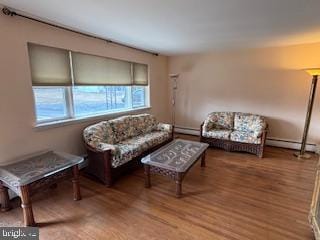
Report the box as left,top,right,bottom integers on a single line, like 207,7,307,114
175,173,183,198
20,185,36,227
0,184,11,212
144,165,151,188
72,165,81,201
201,151,206,168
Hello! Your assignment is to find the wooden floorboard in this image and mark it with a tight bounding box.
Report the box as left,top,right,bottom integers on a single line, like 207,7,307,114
0,135,318,240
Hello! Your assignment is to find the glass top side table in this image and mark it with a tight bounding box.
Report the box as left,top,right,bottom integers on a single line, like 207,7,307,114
0,151,83,226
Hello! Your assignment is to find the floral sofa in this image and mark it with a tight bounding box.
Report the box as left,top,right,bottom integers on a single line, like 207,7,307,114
200,112,268,157
83,114,173,186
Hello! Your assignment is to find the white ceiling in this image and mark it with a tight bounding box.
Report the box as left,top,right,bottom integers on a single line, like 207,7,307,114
1,0,320,55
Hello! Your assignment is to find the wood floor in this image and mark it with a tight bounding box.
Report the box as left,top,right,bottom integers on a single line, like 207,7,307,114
0,135,318,240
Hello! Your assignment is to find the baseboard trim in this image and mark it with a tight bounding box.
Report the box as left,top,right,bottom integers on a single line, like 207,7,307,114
174,126,318,153
175,126,200,136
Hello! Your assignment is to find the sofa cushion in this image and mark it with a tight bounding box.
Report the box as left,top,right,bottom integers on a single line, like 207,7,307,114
109,114,158,143
230,131,261,144
112,142,141,168
157,123,173,133
138,131,171,149
112,131,171,168
129,114,158,136
206,112,235,130
234,113,266,137
108,115,132,143
83,121,115,149
202,129,232,140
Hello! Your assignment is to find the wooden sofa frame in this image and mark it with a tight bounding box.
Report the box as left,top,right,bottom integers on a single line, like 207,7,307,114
85,130,174,187
200,123,268,158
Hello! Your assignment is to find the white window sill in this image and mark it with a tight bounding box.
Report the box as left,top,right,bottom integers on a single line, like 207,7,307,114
34,106,151,131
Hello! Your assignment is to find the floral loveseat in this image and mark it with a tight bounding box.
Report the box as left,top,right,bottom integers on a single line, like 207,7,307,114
83,114,173,186
200,112,267,157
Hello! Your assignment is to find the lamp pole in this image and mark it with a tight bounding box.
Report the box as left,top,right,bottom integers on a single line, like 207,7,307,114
169,74,179,128
295,70,319,159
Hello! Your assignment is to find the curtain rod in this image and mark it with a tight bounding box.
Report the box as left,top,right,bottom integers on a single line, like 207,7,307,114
1,7,159,56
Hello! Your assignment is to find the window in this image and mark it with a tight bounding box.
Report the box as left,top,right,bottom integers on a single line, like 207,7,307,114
34,87,68,122
132,86,146,108
33,86,147,123
28,43,149,125
72,86,143,118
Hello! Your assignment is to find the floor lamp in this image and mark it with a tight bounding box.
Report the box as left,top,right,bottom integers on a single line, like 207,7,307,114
294,68,320,159
169,74,179,128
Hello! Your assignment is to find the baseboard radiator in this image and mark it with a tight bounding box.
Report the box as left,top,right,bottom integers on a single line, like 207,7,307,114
174,126,318,153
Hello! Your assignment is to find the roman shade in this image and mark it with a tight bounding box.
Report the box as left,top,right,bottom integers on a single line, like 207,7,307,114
28,43,149,86
133,63,148,86
72,52,132,86
28,43,72,86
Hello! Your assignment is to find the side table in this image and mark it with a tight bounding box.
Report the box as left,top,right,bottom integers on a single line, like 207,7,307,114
0,151,83,226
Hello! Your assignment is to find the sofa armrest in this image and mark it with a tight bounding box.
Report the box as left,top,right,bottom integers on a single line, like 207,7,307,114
262,124,269,137
96,143,117,152
253,122,268,138
157,123,173,133
200,122,204,137
85,143,114,187
253,130,262,138
202,119,214,133
84,139,117,154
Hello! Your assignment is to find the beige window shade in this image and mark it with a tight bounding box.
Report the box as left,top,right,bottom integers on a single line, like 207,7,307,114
72,52,132,86
133,63,148,85
28,43,72,86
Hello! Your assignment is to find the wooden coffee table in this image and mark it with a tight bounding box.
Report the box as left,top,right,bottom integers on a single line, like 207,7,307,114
141,139,209,198
0,151,83,226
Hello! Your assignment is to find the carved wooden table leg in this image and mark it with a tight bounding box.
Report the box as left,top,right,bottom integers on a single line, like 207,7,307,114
0,183,11,212
72,165,81,201
175,173,183,198
201,151,206,167
20,185,35,227
144,165,151,188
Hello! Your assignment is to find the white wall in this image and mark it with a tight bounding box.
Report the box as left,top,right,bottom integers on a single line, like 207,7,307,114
0,13,170,164
2,10,320,164
169,43,320,145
